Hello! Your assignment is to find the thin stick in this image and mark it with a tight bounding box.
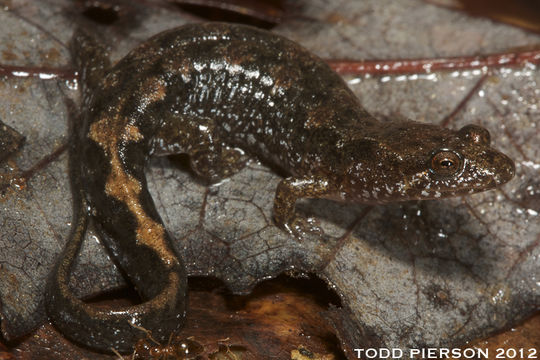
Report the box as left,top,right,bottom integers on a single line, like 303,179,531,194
0,64,76,80
327,49,540,75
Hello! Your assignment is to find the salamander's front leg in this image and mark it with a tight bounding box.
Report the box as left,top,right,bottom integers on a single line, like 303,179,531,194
153,115,248,183
274,177,335,238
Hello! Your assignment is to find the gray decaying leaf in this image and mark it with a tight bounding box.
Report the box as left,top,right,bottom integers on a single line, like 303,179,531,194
0,119,25,163
0,0,538,355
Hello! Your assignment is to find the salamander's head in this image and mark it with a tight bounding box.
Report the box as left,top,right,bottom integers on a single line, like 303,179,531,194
341,121,515,203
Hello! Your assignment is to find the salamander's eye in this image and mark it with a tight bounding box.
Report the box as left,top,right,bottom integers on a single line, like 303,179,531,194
430,150,463,177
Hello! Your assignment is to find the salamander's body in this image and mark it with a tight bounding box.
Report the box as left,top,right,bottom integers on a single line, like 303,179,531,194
46,23,515,352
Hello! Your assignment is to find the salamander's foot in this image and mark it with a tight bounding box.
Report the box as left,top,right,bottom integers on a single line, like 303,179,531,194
281,216,323,240
273,176,335,239
190,147,248,183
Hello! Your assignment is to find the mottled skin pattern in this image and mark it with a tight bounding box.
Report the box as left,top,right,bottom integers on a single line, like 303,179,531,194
46,23,515,352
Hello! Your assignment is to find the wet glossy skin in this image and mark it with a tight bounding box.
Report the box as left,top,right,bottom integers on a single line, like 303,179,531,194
46,22,515,352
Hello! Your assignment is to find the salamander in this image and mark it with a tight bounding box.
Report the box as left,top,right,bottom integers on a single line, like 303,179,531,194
45,22,515,352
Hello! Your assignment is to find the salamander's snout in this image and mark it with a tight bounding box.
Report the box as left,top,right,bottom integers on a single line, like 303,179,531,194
492,152,515,186
459,124,515,187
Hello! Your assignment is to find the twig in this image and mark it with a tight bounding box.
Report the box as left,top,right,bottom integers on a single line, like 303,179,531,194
327,49,540,75
0,64,76,80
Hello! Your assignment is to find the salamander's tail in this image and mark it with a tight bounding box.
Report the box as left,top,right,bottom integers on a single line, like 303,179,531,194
44,99,187,353
45,212,187,353
69,29,111,93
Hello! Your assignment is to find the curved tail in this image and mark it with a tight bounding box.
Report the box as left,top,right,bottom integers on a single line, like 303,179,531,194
45,104,187,353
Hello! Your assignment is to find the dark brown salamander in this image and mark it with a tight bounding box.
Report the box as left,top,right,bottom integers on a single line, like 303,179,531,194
46,22,515,352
